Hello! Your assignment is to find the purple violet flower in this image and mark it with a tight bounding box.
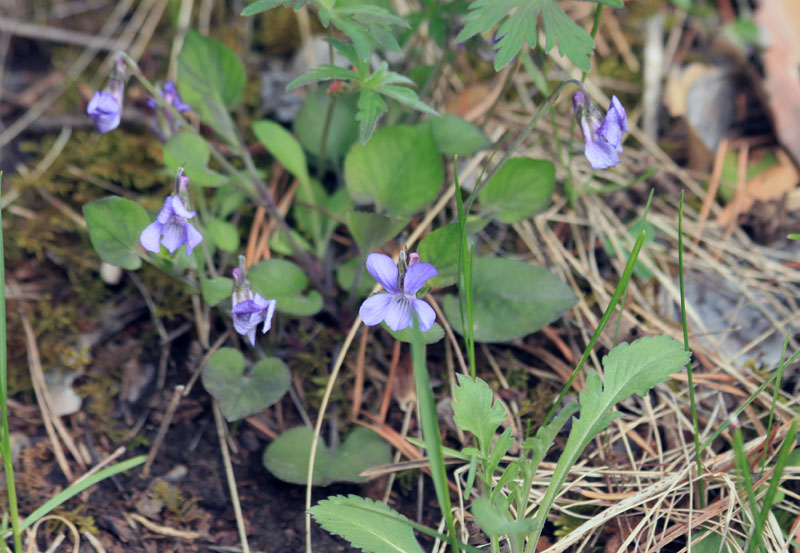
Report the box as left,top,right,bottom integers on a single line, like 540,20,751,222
87,90,121,134
140,171,202,256
87,56,126,134
231,262,277,346
146,80,192,113
359,253,438,332
572,91,629,170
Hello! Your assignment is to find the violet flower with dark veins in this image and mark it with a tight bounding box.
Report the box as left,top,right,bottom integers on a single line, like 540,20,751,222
572,91,629,170
359,253,438,332
139,172,203,256
231,260,277,346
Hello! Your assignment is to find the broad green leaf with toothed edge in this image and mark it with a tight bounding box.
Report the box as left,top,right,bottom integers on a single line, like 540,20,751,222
310,495,424,553
531,336,690,538
453,374,507,454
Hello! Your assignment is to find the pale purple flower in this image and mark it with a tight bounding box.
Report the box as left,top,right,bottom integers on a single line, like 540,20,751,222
359,253,438,332
232,293,277,346
572,91,629,170
146,80,192,112
139,195,203,255
231,264,277,346
87,90,122,134
87,56,126,133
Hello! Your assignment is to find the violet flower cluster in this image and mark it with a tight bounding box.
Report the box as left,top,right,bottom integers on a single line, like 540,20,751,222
231,258,277,346
139,171,203,256
359,253,438,332
572,90,629,170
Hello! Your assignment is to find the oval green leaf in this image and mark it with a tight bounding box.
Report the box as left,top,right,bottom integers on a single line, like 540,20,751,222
344,125,444,216
294,89,359,162
479,158,555,224
426,114,491,156
83,196,150,270
442,257,577,343
248,258,322,316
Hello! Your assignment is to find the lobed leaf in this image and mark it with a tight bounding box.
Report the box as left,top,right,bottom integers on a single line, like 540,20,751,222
310,495,424,553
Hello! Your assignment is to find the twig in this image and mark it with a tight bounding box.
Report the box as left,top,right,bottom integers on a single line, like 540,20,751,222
212,400,251,553
127,513,203,540
141,385,185,477
351,325,369,421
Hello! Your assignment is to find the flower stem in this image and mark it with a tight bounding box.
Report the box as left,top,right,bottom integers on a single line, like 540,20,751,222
0,173,22,553
316,95,338,178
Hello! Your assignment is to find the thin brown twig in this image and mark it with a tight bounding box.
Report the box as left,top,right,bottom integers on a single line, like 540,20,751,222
142,385,185,477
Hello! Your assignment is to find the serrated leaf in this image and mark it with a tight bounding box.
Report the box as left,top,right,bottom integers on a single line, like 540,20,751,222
452,374,507,454
533,336,690,534
241,0,306,16
83,196,150,270
310,495,424,553
456,0,596,72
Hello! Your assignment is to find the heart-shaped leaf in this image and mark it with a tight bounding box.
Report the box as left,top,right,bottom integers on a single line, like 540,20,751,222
202,348,290,421
344,125,443,216
263,426,391,485
344,211,408,255
200,276,233,307
442,257,577,342
83,196,150,270
247,259,323,316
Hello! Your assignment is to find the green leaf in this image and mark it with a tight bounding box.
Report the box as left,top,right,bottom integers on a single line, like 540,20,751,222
603,219,656,279
310,495,424,553
213,185,247,219
241,0,307,17
344,211,408,254
344,125,443,216
322,4,408,61
294,90,359,163
252,120,310,187
383,321,444,344
200,276,233,307
202,348,290,421
163,132,227,187
471,496,536,540
178,31,245,144
83,196,150,270
248,258,322,316
533,336,690,534
335,257,375,298
294,180,352,259
263,427,391,485
456,0,596,72
452,374,507,454
417,223,475,288
206,218,240,252
425,114,491,156
442,257,577,343
479,158,554,223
